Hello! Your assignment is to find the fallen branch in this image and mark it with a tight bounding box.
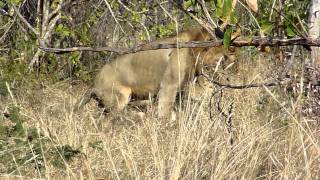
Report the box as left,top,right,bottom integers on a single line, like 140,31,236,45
40,37,320,54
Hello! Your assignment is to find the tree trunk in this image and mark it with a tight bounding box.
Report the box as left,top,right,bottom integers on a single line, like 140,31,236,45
308,0,320,66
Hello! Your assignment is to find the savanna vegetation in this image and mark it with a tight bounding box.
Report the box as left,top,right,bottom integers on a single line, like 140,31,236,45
0,0,319,179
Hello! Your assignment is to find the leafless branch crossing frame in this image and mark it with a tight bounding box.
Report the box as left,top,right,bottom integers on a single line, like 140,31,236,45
40,37,320,54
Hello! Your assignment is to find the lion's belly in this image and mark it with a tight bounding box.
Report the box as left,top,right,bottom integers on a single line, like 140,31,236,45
129,65,166,96
131,84,160,97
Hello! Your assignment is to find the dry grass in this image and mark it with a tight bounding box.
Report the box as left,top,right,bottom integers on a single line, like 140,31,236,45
0,53,319,179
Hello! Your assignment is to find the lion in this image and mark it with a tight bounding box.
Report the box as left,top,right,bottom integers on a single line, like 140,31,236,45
76,27,237,118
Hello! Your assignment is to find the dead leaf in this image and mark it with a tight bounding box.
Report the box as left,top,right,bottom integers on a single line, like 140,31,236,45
245,0,258,12
233,0,258,12
232,0,237,8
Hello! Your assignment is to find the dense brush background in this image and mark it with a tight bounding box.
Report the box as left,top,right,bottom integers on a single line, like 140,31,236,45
0,0,319,179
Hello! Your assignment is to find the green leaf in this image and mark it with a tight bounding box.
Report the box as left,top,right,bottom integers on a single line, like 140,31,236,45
8,0,21,5
261,22,273,35
89,140,103,151
184,0,197,9
215,0,234,23
223,26,232,49
229,10,237,24
55,24,71,37
70,52,81,64
215,0,223,18
222,0,232,18
285,26,296,37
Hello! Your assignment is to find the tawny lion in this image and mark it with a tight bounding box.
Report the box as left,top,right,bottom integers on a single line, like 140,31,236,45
76,27,236,118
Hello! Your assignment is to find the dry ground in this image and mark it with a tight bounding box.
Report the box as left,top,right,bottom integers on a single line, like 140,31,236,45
0,52,319,179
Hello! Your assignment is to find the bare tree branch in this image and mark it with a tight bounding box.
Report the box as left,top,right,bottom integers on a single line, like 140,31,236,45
202,69,320,90
0,8,12,17
40,37,320,54
11,4,39,37
207,78,287,89
42,0,50,35
28,0,63,69
48,0,72,20
43,13,61,42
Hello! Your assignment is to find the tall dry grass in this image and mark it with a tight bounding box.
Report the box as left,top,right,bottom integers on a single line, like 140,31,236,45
0,52,319,179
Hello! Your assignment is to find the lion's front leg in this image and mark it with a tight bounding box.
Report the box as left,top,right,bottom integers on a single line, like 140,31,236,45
158,78,180,118
158,49,189,119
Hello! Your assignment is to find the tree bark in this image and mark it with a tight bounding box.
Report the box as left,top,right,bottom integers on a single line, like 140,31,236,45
308,0,320,66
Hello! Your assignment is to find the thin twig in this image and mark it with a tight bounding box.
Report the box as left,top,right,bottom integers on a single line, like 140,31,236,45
269,0,277,21
282,45,297,77
215,89,234,145
199,0,217,28
48,0,72,20
206,77,286,89
103,0,125,33
116,0,150,41
296,12,308,35
10,4,39,36
168,0,216,37
209,86,225,122
238,0,262,36
226,102,234,146
0,15,17,43
158,1,175,21
0,8,12,17
6,82,17,106
28,49,42,69
272,7,307,38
